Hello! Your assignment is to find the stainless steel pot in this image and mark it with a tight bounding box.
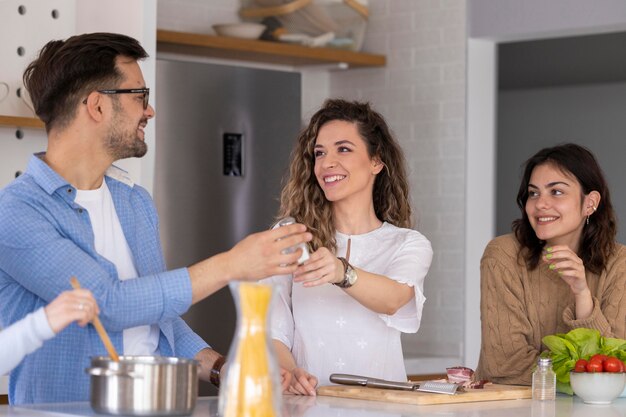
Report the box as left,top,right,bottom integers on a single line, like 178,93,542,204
86,356,198,416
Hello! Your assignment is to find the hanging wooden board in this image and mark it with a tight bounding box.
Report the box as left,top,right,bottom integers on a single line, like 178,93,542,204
317,383,532,406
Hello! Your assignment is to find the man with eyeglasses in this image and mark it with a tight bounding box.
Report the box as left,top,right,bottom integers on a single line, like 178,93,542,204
0,32,311,404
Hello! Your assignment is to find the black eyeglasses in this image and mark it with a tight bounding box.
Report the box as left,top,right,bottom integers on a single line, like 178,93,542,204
97,88,150,110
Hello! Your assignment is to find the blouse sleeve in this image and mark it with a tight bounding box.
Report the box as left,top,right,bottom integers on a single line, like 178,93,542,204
0,307,55,376
261,274,295,350
378,232,433,333
476,250,538,385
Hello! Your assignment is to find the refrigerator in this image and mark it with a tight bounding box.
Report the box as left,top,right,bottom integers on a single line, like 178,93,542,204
154,58,301,395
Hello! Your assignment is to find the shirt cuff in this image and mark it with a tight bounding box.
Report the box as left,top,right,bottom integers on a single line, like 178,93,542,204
34,307,56,340
158,267,194,317
562,296,612,335
378,284,424,333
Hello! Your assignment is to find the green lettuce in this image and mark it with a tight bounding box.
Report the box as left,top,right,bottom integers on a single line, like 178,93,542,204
541,328,626,395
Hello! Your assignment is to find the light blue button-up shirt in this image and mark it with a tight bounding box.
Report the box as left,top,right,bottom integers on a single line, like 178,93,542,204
0,154,208,404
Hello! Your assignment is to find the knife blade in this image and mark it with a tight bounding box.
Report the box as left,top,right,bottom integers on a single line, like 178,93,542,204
330,373,460,395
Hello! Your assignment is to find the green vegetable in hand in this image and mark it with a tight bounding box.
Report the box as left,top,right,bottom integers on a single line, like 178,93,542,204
542,328,626,394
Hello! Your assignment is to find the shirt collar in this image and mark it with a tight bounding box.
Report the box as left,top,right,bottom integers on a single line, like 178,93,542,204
27,152,134,195
105,164,134,187
27,152,69,195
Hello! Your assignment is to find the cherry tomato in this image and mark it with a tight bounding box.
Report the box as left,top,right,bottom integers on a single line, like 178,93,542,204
590,354,609,363
604,357,623,373
574,359,588,373
586,359,603,372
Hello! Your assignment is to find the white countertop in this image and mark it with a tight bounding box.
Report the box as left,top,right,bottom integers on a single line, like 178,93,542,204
0,356,459,397
1,394,625,417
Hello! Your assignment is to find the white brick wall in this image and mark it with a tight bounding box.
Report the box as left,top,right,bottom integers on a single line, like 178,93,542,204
158,0,240,34
328,0,466,359
157,0,467,364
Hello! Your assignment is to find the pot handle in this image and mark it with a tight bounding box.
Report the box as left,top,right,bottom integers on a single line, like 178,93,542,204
85,367,142,378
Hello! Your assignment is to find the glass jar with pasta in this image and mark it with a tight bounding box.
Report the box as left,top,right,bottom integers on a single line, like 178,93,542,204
218,282,282,417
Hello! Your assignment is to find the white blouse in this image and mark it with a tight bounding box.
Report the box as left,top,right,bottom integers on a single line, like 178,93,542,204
0,307,55,376
263,222,433,386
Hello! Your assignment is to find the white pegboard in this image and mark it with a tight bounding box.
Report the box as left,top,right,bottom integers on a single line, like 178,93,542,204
0,1,157,191
0,129,46,188
0,0,76,189
0,0,76,117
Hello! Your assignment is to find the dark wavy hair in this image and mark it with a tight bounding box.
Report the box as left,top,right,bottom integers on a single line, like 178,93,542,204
278,98,412,252
23,32,148,132
512,143,616,273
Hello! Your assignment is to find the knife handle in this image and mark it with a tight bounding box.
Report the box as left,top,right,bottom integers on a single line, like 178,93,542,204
330,373,368,386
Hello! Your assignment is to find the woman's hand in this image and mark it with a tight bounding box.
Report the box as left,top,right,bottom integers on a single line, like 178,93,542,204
542,245,588,294
44,289,99,334
280,367,292,392
543,244,593,319
292,247,343,288
284,367,318,396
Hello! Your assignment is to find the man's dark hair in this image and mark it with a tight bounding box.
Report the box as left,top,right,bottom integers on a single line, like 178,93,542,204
23,32,148,132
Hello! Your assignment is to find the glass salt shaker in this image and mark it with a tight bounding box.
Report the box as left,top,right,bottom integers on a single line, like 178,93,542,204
532,357,556,401
274,216,310,264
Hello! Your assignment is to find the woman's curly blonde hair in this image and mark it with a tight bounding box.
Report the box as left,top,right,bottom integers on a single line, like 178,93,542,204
277,98,413,252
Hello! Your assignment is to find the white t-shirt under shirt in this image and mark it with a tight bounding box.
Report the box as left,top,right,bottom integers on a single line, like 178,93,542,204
75,179,159,356
262,222,433,386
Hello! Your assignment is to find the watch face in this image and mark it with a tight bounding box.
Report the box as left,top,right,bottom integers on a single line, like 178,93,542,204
346,265,358,285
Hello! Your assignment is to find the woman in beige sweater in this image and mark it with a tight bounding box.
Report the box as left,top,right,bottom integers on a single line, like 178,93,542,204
476,143,626,385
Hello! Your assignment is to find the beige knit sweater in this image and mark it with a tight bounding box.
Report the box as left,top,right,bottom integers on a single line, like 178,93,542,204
475,234,626,386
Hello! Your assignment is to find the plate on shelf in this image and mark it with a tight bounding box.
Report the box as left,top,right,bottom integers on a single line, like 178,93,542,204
212,23,265,40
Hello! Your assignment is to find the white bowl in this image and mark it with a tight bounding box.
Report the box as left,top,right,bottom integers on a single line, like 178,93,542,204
212,23,265,40
570,372,626,405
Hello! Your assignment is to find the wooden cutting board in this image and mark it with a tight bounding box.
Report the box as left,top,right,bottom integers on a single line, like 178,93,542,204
317,383,532,405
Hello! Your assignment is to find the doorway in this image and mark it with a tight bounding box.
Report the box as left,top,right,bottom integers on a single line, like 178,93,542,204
496,32,626,240
466,22,626,368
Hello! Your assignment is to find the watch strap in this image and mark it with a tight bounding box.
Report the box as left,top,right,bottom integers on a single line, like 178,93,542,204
334,257,354,288
210,355,226,388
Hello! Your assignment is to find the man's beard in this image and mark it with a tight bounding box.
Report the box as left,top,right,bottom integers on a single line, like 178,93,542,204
105,112,148,160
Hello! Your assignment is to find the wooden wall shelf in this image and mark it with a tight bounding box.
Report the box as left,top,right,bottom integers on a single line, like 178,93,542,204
1,31,385,132
156,29,386,68
0,115,44,129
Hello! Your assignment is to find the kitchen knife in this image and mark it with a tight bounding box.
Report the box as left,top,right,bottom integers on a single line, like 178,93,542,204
330,373,460,395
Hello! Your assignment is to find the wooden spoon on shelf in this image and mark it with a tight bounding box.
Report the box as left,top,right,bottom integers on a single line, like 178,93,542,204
70,276,120,362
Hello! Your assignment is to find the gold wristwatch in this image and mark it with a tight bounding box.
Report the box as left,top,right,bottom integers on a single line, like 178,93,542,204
335,257,358,288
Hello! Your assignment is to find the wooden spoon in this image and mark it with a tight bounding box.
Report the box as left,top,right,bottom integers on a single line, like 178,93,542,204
70,276,120,362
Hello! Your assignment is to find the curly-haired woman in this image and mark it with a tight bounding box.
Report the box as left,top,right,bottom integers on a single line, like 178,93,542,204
476,143,626,385
262,99,433,395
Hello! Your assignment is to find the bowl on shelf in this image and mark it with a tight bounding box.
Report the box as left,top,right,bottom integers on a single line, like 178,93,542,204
212,23,266,40
569,372,626,405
